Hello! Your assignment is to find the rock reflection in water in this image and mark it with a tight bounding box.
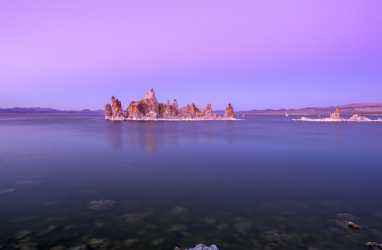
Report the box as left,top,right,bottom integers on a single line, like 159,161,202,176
105,121,239,153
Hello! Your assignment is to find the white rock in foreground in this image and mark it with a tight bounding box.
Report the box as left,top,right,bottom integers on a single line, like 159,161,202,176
294,116,382,123
175,244,219,250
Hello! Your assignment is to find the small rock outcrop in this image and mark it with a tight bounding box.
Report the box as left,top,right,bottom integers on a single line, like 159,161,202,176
105,88,236,121
127,101,144,119
347,221,361,231
224,103,235,119
175,244,219,250
329,107,341,120
104,104,112,117
89,200,116,211
105,96,125,120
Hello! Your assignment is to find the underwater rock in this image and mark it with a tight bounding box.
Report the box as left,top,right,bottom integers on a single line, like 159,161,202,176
203,217,217,225
123,239,139,247
15,180,42,186
216,223,228,231
67,245,87,250
233,217,252,234
336,213,358,222
171,206,188,216
49,246,65,250
43,201,59,207
0,188,16,195
234,220,252,234
88,200,116,211
347,221,361,231
15,239,37,250
87,238,108,249
334,213,361,232
94,221,104,228
15,230,32,240
151,238,165,246
63,224,77,231
365,241,382,249
168,224,187,232
37,225,57,236
263,231,283,243
123,211,152,223
175,244,219,250
262,230,296,245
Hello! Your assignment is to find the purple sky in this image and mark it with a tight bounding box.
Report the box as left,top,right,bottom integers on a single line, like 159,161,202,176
1,0,381,110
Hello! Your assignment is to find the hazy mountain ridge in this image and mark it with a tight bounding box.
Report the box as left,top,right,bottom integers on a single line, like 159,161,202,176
240,103,382,116
2,103,382,117
0,107,102,113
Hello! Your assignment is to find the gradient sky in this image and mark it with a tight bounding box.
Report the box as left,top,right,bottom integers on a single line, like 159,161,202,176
1,0,381,110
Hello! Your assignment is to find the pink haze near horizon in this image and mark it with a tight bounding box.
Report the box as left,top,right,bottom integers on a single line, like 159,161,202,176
0,0,381,110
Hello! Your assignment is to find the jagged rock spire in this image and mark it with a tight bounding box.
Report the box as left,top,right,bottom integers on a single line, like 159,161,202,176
105,88,236,120
224,103,235,118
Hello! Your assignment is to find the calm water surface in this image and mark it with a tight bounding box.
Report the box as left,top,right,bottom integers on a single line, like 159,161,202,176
0,113,382,250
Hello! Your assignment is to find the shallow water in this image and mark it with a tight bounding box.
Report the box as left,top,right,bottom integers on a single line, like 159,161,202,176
1,113,382,250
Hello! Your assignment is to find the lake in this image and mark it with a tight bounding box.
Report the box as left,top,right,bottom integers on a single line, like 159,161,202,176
0,113,382,250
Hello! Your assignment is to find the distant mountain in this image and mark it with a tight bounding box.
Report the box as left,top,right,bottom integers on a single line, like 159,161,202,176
240,103,382,117
0,107,102,114
2,103,382,117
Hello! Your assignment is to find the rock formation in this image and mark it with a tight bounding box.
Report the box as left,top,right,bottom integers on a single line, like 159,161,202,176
158,99,179,118
104,104,113,117
224,103,235,119
330,107,341,120
175,244,219,250
104,88,236,121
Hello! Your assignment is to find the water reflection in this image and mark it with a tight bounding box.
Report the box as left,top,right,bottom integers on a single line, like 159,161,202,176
105,121,240,153
106,122,123,149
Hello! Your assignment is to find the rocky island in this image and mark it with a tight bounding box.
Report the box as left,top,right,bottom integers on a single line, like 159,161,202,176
104,88,236,121
295,107,382,123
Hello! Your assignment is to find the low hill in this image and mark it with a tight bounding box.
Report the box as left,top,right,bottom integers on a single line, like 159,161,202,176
240,103,382,117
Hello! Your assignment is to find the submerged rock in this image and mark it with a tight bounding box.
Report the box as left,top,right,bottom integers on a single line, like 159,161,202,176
168,224,187,232
171,206,188,216
336,213,358,221
233,219,252,234
347,221,361,231
203,217,217,225
334,213,361,232
67,245,87,250
87,238,108,249
0,188,16,195
15,239,37,250
15,230,32,240
123,239,139,247
37,225,57,236
49,246,65,250
365,241,382,249
216,223,228,231
88,200,116,211
151,238,165,246
123,211,153,223
175,244,219,250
